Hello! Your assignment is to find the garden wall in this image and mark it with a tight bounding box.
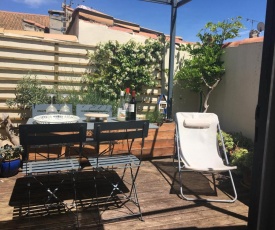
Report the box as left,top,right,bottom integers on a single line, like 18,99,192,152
173,37,263,140
209,37,263,140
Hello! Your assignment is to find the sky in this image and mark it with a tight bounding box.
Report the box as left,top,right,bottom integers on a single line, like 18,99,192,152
0,0,267,42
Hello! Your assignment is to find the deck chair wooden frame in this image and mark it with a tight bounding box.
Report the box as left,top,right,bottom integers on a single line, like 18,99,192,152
32,104,73,117
87,120,149,221
175,112,237,203
19,123,87,221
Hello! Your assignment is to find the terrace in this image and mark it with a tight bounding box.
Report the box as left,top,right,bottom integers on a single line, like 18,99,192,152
1,1,274,228
0,158,249,229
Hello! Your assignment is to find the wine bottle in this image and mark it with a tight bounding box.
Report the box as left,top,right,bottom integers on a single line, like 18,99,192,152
125,88,130,120
128,90,137,120
117,90,126,121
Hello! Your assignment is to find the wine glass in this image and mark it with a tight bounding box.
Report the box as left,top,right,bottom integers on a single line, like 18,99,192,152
59,94,71,115
46,94,58,114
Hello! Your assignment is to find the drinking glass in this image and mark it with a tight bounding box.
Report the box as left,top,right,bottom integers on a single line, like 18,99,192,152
46,94,58,114
59,94,71,115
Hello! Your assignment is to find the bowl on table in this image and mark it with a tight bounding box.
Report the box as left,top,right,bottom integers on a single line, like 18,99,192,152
84,113,109,122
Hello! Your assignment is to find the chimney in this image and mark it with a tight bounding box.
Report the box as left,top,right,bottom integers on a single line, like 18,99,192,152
48,10,66,34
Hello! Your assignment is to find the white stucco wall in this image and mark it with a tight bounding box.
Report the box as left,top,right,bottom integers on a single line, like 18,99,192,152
209,41,263,139
77,20,148,45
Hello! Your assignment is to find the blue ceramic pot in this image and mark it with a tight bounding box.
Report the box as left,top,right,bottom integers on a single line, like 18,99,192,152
0,158,21,177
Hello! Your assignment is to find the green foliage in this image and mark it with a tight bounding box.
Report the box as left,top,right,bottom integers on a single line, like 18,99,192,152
84,38,165,100
6,76,117,116
145,108,165,124
231,147,253,172
219,131,254,174
0,144,23,161
175,17,244,111
6,75,48,109
218,131,234,153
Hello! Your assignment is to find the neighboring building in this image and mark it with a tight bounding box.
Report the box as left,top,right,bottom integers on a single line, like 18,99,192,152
0,4,185,45
66,5,185,45
0,10,49,32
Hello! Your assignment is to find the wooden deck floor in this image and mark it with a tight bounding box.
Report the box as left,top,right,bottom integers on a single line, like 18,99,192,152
0,157,249,229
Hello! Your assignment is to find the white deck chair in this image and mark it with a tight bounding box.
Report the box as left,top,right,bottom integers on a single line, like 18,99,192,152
175,112,237,203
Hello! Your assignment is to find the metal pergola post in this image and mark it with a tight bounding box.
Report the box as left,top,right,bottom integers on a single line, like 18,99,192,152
167,0,177,120
142,0,191,120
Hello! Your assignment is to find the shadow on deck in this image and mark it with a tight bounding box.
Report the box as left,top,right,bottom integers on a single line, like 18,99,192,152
0,157,250,229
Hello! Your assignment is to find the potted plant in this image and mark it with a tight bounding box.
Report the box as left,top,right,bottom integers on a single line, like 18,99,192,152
145,108,165,126
0,144,23,177
219,131,254,187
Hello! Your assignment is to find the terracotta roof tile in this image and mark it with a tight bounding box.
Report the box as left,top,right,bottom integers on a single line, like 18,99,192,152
23,19,45,29
0,10,49,31
224,36,264,48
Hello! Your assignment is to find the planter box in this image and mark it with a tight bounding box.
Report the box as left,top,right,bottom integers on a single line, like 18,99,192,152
97,122,175,159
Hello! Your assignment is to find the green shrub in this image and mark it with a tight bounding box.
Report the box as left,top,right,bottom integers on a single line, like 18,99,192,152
218,131,234,153
6,75,48,110
220,131,254,175
145,108,165,124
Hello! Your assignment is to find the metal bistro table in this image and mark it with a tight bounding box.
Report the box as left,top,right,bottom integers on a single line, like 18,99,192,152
27,116,159,130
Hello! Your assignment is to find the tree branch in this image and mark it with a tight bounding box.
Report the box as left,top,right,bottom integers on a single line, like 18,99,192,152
203,79,220,112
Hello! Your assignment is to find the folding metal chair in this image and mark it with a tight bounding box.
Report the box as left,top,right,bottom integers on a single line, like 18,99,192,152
88,120,149,221
19,123,87,223
175,112,237,202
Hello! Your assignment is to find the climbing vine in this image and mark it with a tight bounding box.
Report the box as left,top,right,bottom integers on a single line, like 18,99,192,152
83,37,165,99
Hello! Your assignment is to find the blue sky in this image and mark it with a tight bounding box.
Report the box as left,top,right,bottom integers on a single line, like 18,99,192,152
0,0,267,42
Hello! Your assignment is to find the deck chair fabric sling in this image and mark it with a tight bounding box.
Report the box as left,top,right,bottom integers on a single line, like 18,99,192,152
175,112,237,203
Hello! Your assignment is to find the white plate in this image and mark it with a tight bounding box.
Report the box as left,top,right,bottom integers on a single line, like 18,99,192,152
33,114,80,124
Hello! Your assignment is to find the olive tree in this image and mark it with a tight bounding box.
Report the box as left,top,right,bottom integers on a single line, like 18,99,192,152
175,17,244,112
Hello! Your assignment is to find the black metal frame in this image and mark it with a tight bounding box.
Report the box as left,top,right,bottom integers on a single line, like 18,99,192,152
19,123,87,226
88,120,149,222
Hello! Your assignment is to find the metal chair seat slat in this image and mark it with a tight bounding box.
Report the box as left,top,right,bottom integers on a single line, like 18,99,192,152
23,158,80,174
88,155,140,168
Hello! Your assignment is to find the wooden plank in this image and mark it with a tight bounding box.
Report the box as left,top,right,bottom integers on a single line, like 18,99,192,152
0,33,96,48
0,66,85,76
0,158,249,229
0,45,88,57
0,56,89,66
0,74,83,84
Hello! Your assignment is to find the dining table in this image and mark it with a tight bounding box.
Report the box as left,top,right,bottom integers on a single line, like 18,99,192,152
26,116,159,130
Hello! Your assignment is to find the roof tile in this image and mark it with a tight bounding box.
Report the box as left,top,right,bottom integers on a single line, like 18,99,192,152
0,10,49,31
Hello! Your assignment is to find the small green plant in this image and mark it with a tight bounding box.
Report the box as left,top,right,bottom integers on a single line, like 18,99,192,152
218,130,235,153
219,131,254,175
0,144,23,161
6,75,48,110
146,108,165,125
231,147,253,173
